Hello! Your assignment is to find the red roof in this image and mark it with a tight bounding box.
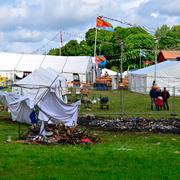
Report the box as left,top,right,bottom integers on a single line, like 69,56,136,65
161,50,180,60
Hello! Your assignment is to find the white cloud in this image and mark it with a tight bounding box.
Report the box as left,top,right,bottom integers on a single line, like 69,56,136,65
0,0,179,53
151,12,159,18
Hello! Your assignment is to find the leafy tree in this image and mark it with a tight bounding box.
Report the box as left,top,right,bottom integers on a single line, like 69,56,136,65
124,33,155,68
79,40,92,56
48,48,60,56
155,24,170,38
61,40,81,56
155,25,180,49
47,24,179,71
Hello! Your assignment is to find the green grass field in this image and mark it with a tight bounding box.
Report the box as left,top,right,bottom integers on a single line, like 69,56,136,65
0,118,179,179
0,89,180,179
79,89,180,119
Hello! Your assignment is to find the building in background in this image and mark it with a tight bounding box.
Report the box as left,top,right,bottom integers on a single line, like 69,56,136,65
158,50,180,63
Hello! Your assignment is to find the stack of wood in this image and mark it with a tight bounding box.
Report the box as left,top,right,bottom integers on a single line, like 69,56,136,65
96,76,112,87
21,122,100,145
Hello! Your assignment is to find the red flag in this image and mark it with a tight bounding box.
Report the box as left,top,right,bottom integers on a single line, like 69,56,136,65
96,17,114,32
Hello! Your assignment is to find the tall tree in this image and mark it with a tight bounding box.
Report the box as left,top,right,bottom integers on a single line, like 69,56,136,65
61,40,81,56
155,24,170,38
124,33,155,68
155,25,180,49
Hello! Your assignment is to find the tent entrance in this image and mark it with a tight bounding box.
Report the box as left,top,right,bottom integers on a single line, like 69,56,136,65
73,73,80,88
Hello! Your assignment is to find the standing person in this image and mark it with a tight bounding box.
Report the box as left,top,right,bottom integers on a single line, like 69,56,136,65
161,87,170,110
149,86,158,110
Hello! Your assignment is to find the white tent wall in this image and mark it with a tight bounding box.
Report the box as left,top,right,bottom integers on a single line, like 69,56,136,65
129,74,147,93
129,61,180,96
0,52,95,84
101,68,118,76
41,55,68,72
0,53,23,80
62,56,94,83
16,54,45,72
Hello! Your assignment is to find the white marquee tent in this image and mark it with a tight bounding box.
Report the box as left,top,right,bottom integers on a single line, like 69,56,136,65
0,52,95,83
129,61,180,95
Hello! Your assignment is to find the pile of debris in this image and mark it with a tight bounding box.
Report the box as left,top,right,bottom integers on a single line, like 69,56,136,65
78,116,180,134
21,122,100,145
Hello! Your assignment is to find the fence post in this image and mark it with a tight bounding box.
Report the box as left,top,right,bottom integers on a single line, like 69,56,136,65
171,86,177,116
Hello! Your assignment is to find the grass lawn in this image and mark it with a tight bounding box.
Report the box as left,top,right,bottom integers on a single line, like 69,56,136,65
0,117,179,180
79,89,180,119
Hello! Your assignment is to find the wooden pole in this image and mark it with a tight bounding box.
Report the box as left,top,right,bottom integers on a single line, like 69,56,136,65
94,27,98,57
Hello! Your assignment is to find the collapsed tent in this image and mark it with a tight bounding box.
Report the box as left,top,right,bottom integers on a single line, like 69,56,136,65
0,52,95,83
12,67,68,104
0,92,33,124
0,67,81,127
0,91,81,126
38,92,81,127
129,61,180,95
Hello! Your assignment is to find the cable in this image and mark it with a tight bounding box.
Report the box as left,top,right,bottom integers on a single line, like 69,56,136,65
100,15,156,34
31,31,85,54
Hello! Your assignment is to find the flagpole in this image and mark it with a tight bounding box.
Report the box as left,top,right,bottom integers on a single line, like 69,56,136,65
94,27,98,57
59,31,63,56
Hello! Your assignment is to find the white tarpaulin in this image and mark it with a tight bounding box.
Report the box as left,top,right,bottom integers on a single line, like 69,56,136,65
0,92,34,124
0,91,81,126
129,61,180,95
38,92,81,127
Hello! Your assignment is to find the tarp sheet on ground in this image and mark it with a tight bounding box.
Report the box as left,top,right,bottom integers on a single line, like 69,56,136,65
129,60,180,95
0,91,81,126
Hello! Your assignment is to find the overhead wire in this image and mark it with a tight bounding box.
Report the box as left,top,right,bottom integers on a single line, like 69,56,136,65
31,31,85,54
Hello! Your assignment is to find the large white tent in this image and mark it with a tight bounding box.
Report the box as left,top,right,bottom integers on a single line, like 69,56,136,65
0,52,95,83
129,61,180,95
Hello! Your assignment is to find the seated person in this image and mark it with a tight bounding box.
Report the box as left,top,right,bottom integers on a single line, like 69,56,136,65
155,96,163,111
104,71,109,77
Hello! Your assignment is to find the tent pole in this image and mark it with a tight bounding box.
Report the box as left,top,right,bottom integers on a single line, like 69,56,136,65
35,75,60,105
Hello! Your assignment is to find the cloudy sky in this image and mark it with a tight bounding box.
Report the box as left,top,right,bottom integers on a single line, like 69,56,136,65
0,0,179,54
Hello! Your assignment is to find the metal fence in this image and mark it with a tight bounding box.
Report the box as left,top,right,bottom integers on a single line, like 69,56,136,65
77,85,180,117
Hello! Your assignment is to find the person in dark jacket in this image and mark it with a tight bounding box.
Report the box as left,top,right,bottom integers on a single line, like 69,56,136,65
161,87,170,110
149,86,158,110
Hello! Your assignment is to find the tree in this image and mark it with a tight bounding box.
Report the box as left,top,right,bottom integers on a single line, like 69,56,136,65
79,40,92,56
155,25,170,38
61,40,81,56
48,48,60,56
155,25,180,49
124,33,155,68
